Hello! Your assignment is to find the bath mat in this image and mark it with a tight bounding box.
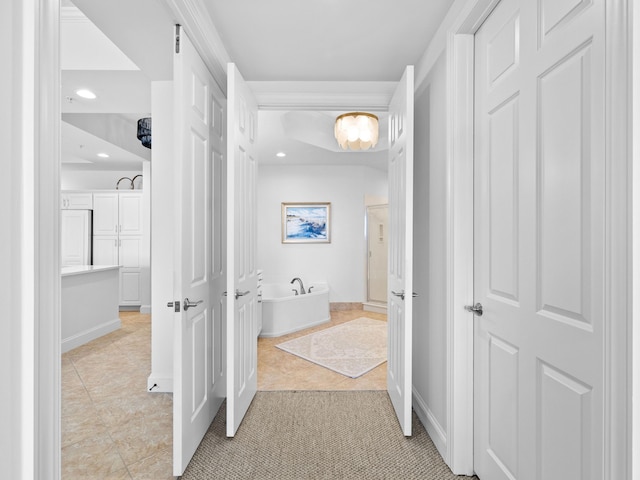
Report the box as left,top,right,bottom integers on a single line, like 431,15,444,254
275,317,387,378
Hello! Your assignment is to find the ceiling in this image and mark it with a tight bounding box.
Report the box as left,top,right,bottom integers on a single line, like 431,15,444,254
63,0,455,171
204,0,453,81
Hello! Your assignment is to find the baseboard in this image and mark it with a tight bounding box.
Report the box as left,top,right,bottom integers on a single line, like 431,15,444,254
363,302,387,314
413,387,448,460
147,374,173,393
119,305,140,312
62,318,121,353
330,302,363,311
140,305,151,314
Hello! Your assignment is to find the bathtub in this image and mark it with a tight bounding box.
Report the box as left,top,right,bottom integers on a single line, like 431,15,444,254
260,282,330,337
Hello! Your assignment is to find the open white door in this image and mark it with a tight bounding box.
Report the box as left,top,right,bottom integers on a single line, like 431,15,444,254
172,28,227,476
387,66,414,436
226,63,259,437
473,0,606,478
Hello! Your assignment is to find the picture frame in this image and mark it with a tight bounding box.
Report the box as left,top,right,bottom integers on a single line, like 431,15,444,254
282,202,331,243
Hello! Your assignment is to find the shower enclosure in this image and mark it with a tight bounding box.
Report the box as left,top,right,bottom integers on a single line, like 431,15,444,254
365,204,388,309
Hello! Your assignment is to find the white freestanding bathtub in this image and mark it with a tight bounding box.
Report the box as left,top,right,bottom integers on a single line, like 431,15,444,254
260,282,330,337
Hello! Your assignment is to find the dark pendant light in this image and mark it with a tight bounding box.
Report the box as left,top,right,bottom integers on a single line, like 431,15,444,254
137,117,152,149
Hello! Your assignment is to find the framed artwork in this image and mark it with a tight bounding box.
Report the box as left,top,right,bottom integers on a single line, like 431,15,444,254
281,202,331,243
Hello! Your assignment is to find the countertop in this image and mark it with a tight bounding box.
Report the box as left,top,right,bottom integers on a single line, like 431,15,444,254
61,265,120,277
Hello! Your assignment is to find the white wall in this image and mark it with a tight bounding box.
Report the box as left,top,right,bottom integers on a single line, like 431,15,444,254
60,168,143,190
412,52,449,458
257,164,387,303
148,81,174,392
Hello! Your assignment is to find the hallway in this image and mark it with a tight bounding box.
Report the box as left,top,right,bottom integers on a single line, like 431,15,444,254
62,309,409,478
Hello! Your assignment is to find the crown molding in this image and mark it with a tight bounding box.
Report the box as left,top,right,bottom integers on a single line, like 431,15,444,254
61,6,90,23
247,81,396,111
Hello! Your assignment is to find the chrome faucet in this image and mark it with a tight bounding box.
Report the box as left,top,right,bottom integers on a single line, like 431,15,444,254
290,277,306,294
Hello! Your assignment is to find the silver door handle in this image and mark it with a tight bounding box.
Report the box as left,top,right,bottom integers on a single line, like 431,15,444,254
464,302,483,316
235,289,250,299
391,290,405,300
183,297,203,311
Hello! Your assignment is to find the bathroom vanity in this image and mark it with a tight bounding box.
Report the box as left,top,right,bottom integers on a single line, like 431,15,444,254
61,265,121,353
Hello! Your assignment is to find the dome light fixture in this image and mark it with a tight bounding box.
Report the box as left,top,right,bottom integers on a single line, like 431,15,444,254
334,112,379,151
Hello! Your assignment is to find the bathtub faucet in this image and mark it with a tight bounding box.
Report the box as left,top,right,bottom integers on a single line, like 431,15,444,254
290,277,306,295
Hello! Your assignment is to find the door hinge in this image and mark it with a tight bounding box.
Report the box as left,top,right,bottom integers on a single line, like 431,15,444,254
175,24,181,54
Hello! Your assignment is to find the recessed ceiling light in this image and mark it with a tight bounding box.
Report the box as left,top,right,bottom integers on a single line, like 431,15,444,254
276,152,286,157
75,89,97,99
97,153,110,158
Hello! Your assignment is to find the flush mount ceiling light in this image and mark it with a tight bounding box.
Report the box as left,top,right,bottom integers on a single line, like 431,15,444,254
276,152,286,157
97,153,110,158
334,112,379,151
75,89,97,99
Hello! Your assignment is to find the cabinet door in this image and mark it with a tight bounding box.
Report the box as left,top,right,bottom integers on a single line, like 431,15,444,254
62,193,93,210
93,194,119,235
119,193,143,235
120,269,141,305
93,236,119,265
119,236,141,268
61,211,91,265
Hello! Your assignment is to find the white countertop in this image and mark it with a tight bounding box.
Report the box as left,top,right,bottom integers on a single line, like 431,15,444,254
61,265,120,277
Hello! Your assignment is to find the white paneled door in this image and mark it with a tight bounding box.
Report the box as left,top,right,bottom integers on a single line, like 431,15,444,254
226,63,259,437
173,28,227,476
387,66,414,436
473,0,605,478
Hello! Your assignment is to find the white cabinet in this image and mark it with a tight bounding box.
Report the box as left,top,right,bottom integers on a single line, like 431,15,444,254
93,236,119,265
61,192,93,210
93,193,119,235
92,192,144,306
119,194,143,235
61,210,92,266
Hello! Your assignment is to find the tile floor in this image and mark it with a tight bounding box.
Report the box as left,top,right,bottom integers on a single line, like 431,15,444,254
258,309,387,391
62,308,387,478
62,312,173,479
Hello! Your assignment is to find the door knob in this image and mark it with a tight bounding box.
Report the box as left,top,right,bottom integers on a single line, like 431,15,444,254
183,297,203,311
464,302,483,316
235,289,250,299
391,290,405,300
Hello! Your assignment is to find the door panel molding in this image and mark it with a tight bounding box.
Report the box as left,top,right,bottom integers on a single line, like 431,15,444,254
446,0,632,477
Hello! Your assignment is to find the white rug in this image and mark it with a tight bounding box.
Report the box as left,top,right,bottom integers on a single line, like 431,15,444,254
275,317,387,378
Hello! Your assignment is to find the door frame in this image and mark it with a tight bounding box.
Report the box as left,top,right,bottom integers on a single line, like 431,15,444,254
446,0,633,476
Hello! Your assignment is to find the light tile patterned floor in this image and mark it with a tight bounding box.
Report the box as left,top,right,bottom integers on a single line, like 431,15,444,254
258,309,387,391
62,309,386,478
62,312,173,480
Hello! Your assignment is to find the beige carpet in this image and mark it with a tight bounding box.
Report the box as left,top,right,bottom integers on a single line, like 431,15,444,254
275,317,387,378
180,391,477,480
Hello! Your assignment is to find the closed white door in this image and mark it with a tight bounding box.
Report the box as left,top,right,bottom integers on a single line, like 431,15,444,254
172,29,226,476
120,270,141,304
92,236,119,265
119,237,141,268
93,193,119,235
118,193,143,235
387,66,414,436
473,0,605,478
226,63,258,437
60,210,91,266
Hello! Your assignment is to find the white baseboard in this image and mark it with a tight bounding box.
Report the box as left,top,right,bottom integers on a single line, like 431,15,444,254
413,388,448,460
140,305,151,314
62,318,121,353
147,374,173,393
363,302,387,314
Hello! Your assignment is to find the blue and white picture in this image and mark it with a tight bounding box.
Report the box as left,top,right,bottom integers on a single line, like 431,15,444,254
282,203,331,243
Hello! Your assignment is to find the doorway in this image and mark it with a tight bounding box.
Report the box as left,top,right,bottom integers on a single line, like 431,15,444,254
254,109,390,392
365,204,388,310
